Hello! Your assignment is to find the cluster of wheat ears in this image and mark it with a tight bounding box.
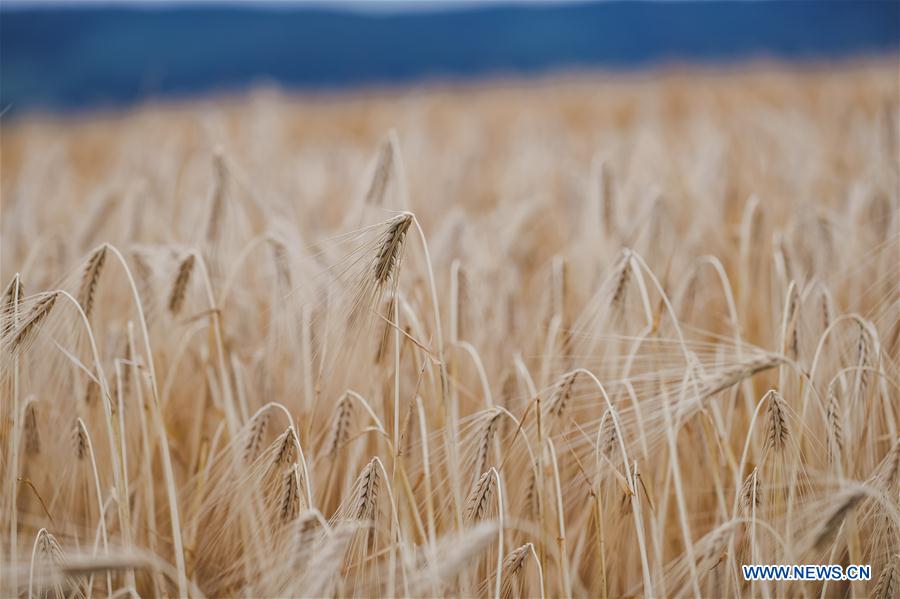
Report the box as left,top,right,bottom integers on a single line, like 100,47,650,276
1,64,898,598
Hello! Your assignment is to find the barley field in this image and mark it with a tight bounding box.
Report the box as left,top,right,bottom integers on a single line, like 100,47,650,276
1,62,899,598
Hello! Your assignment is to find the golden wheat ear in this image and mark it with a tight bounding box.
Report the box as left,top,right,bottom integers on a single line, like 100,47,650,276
372,213,413,286
873,557,899,599
345,212,414,329
168,253,195,316
29,528,68,597
268,426,301,471
243,409,271,463
546,370,578,421
464,469,496,523
7,292,59,352
279,463,303,524
740,467,761,513
365,136,395,207
325,392,354,459
76,244,108,321
471,408,503,485
23,398,40,455
205,148,229,245
2,273,24,310
499,542,534,599
826,380,844,467
353,458,381,522
764,389,789,454
1,273,24,339
266,234,293,291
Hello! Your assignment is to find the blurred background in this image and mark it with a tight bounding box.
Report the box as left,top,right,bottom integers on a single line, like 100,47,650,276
1,0,898,117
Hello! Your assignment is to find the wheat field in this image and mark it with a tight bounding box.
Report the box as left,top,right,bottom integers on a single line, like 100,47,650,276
1,62,899,598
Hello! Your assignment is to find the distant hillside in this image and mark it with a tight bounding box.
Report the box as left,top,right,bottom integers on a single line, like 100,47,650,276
1,1,898,114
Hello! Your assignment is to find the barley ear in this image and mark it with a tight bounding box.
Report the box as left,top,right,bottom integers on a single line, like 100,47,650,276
365,136,395,206
472,408,502,484
244,410,271,463
326,392,354,459
740,468,761,512
74,419,88,460
373,213,413,286
547,371,579,420
500,542,533,599
610,250,631,314
77,244,108,321
205,149,228,244
7,292,59,352
2,274,24,311
826,381,843,466
764,389,789,454
873,557,899,599
1,274,24,337
465,468,497,523
280,463,303,524
168,254,195,316
24,399,40,455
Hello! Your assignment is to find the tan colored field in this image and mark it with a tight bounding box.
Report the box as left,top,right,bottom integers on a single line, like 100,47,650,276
1,62,898,598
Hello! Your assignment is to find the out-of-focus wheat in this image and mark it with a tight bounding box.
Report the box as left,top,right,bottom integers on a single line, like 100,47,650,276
1,63,898,597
